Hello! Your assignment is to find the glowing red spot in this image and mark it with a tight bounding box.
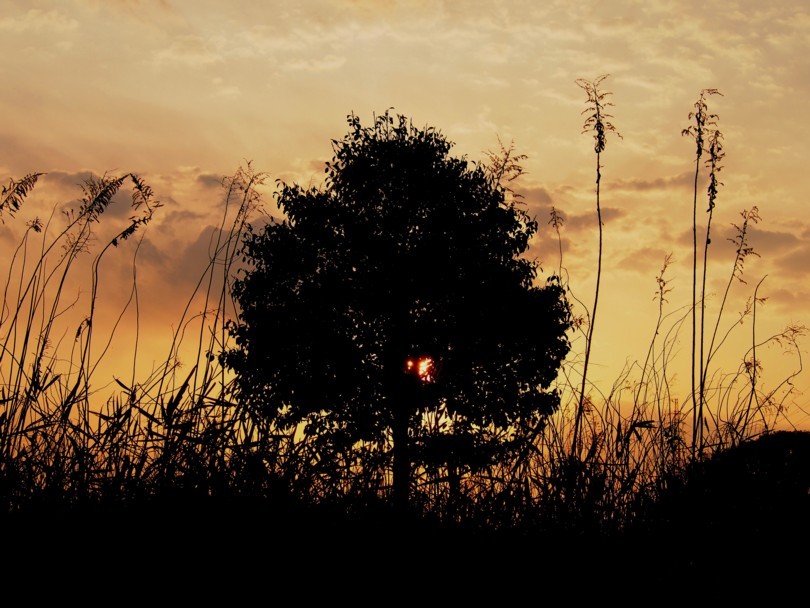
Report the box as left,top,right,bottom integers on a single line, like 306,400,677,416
405,356,435,383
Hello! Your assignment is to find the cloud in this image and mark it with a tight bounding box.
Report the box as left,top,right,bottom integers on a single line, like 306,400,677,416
530,231,570,273
611,172,698,192
153,36,224,68
773,244,810,280
1,171,150,227
0,9,79,33
547,206,626,235
761,285,810,315
470,75,510,88
135,224,257,324
90,0,171,9
135,225,223,305
81,0,179,23
42,170,97,191
743,225,802,256
210,77,242,98
156,208,209,233
196,173,225,189
617,246,673,275
282,54,347,73
42,171,149,221
523,186,554,206
0,223,19,248
708,218,801,262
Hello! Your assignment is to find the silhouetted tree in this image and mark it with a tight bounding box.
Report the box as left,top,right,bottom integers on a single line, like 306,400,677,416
222,111,572,515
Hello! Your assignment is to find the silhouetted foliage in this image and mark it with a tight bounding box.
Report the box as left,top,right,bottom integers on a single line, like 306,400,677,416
2,93,806,594
222,110,572,510
0,173,43,221
627,430,810,591
651,430,810,535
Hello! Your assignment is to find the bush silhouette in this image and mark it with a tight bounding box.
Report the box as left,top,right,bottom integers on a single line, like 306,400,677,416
662,430,810,534
222,110,572,514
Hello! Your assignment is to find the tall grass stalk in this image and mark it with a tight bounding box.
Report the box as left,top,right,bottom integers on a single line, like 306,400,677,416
0,171,161,508
682,88,722,459
571,74,621,457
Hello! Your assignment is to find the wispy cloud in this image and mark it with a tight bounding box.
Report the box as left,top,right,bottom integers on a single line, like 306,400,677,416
153,35,224,67
283,55,347,73
0,8,78,32
617,246,673,275
774,245,810,280
611,172,697,192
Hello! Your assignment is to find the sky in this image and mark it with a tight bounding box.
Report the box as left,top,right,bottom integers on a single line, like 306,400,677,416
1,0,809,431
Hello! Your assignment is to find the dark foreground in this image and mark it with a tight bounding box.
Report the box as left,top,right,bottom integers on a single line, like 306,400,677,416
3,431,809,603
1,495,807,605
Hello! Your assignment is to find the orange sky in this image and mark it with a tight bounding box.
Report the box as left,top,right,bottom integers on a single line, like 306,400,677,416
2,0,809,430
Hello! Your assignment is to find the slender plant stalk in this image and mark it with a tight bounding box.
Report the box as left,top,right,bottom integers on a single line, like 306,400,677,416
703,207,760,389
571,74,621,457
741,276,766,432
682,88,722,460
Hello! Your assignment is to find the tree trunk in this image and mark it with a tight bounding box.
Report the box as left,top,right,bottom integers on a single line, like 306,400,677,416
392,394,411,518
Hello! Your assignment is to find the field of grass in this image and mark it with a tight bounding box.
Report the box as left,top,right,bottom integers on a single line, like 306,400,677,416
1,83,808,598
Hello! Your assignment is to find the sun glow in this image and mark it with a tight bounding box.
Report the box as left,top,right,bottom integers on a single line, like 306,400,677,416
405,356,435,383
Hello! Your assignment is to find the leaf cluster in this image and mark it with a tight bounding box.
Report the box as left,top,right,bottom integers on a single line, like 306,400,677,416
681,88,723,159
576,74,622,154
224,110,573,456
0,173,43,221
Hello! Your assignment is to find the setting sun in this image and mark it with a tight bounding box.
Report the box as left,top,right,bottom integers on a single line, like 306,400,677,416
405,356,435,383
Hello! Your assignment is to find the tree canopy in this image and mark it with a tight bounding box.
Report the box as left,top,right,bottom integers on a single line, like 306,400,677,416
222,111,572,507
